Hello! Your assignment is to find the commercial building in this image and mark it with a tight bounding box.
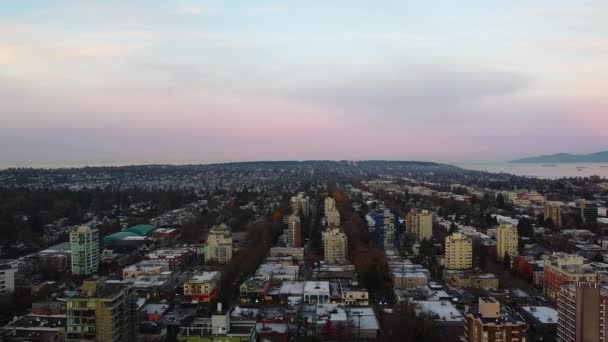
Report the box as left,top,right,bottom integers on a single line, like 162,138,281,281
303,281,330,304
497,224,518,262
66,278,137,342
544,201,563,228
70,226,100,276
205,223,233,264
375,209,398,252
184,271,221,302
323,228,348,263
464,297,527,342
122,260,168,279
443,270,499,289
416,210,433,241
445,233,473,270
577,200,599,223
285,215,301,248
557,282,608,342
392,271,428,289
543,253,597,301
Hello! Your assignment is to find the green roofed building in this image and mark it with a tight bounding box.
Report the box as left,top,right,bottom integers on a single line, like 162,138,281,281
124,224,156,236
102,232,140,245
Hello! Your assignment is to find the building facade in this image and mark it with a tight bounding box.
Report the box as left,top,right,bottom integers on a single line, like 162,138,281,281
290,193,309,217
375,209,398,252
557,282,608,342
286,215,301,248
464,297,527,342
184,271,221,302
70,226,100,276
416,210,433,242
323,228,348,263
497,224,518,262
326,208,341,227
445,233,473,270
544,201,562,228
206,223,233,264
66,278,137,342
544,253,597,301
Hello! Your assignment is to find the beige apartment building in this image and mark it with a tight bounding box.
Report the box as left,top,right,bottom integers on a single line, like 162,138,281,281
416,210,433,241
323,228,348,263
544,201,562,228
497,224,518,262
445,233,473,270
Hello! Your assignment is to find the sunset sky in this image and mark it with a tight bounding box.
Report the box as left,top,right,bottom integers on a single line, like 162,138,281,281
1,0,607,167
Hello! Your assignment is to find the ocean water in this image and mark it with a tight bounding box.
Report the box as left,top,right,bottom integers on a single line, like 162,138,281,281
457,163,608,179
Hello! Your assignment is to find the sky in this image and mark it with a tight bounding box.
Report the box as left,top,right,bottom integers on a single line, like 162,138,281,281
1,0,607,167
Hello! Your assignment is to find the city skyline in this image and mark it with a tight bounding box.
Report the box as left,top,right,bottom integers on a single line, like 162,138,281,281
1,1,607,167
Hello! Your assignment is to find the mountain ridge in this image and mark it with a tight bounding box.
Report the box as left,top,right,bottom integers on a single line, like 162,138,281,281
510,151,608,163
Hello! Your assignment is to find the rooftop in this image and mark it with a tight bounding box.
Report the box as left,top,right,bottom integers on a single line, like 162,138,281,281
521,306,558,324
413,301,464,322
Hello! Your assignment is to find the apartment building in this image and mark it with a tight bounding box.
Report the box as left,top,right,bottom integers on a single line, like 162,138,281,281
445,233,473,270
70,226,100,276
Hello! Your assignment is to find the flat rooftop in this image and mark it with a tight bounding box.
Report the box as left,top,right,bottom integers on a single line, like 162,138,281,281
521,306,558,324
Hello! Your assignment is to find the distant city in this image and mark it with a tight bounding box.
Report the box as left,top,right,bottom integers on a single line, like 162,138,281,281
0,160,607,341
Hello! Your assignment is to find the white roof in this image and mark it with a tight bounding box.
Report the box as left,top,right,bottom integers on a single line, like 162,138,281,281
304,281,330,293
349,307,380,330
413,301,464,322
522,306,558,324
279,281,306,295
191,271,218,282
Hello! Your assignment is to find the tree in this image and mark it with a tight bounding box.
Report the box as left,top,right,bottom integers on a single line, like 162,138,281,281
544,217,555,231
496,193,505,209
503,253,511,270
448,223,458,234
517,217,533,237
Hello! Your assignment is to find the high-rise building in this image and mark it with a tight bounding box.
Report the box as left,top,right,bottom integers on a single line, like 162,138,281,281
323,228,348,263
290,193,310,217
496,224,518,262
324,197,336,214
326,208,341,227
445,233,473,270
205,223,233,264
544,201,562,228
416,210,433,241
66,278,137,342
464,297,528,342
557,282,608,342
405,208,419,235
577,200,599,224
286,215,302,248
70,226,100,276
544,253,597,301
375,209,398,252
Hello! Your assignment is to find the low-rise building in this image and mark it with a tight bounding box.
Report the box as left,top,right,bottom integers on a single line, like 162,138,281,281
304,281,330,304
184,271,220,302
464,297,527,342
443,269,499,289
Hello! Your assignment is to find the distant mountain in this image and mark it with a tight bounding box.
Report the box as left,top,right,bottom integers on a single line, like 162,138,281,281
510,151,608,163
